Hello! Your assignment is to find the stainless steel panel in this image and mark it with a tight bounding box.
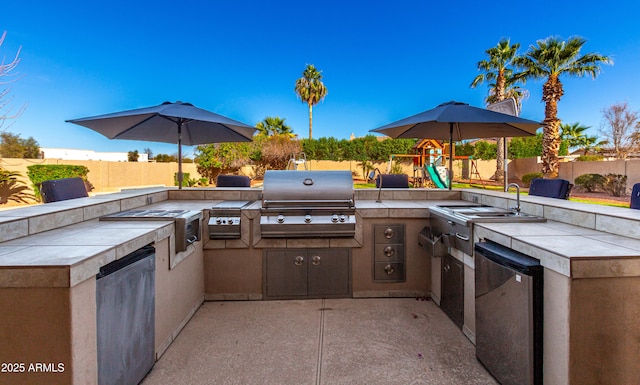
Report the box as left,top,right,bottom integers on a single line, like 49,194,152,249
265,250,308,297
441,254,464,328
475,242,543,385
307,250,351,297
430,214,472,255
262,170,354,206
96,247,155,385
264,249,351,299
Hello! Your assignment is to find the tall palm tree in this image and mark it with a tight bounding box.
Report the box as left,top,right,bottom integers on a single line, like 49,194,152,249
294,64,328,140
471,38,522,183
514,36,612,177
256,116,295,138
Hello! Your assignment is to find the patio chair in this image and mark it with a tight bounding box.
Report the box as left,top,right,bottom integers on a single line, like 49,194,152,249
375,174,409,188
40,177,89,203
216,175,251,187
528,178,572,199
630,183,640,209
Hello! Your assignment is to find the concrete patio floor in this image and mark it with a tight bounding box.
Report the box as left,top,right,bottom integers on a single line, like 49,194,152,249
141,298,497,385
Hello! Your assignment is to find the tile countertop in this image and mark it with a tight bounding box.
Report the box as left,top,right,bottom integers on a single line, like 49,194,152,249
0,199,216,288
475,221,640,279
0,219,175,288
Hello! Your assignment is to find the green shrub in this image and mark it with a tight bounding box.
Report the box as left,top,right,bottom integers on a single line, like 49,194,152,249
602,174,627,197
576,155,604,161
574,174,606,192
522,172,543,187
26,165,91,201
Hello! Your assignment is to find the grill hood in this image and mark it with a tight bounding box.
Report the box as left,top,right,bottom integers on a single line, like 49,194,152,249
262,170,354,208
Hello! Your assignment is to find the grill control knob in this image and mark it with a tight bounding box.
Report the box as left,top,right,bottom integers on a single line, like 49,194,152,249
277,214,285,224
384,246,395,257
215,217,222,224
331,214,339,223
339,215,346,222
304,214,312,223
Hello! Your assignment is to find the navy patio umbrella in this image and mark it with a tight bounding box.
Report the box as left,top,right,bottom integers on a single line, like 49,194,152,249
370,101,542,189
67,101,256,188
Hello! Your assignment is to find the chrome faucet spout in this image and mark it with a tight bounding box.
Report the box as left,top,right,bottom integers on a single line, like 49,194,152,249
372,168,383,203
506,183,521,215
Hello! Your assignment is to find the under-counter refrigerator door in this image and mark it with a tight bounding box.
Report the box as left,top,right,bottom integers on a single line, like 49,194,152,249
96,246,155,385
475,251,535,385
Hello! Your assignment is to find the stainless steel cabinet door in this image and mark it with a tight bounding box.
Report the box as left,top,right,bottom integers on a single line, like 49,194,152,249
308,250,351,296
441,254,464,328
265,250,308,297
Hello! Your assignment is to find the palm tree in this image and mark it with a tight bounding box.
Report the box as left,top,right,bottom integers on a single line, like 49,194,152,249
256,116,295,138
294,64,328,139
471,38,523,183
514,36,612,177
561,122,607,155
0,169,34,204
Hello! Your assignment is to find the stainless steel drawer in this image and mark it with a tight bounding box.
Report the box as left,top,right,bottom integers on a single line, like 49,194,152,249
374,225,404,244
374,244,405,262
374,262,405,282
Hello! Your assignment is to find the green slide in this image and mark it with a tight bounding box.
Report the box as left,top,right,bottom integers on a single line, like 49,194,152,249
426,165,448,189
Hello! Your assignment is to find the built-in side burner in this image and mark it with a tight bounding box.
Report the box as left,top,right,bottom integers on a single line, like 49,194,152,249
209,201,254,239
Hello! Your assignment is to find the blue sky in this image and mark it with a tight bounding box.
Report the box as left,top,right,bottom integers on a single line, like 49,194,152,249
3,0,640,157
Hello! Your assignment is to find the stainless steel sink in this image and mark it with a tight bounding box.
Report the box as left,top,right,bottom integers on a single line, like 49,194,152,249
430,204,546,224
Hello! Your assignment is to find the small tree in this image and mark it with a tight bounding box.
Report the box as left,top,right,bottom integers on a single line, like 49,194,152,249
194,142,252,183
256,116,295,138
0,31,26,131
0,132,40,158
127,150,139,162
154,153,177,162
599,102,640,159
256,135,302,173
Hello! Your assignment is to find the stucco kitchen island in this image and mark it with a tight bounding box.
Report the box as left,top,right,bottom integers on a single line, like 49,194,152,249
1,186,639,384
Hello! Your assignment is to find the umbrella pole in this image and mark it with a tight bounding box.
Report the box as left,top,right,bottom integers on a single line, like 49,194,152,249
178,122,183,189
448,123,453,190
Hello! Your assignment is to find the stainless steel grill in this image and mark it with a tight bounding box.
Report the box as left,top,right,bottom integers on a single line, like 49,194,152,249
260,170,356,238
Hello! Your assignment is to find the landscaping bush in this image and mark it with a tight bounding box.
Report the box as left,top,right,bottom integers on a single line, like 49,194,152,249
574,173,606,192
27,165,92,201
522,172,543,187
602,174,627,197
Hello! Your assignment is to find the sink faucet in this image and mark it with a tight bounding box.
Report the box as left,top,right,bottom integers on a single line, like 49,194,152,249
372,168,383,203
506,183,521,215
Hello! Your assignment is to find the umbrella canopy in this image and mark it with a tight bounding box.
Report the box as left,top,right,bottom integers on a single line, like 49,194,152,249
370,101,542,189
67,101,256,188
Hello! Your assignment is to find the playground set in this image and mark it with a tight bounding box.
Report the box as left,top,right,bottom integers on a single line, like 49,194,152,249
386,139,484,188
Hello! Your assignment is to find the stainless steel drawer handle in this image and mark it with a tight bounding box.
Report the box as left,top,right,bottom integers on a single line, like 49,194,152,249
384,228,394,239
384,246,395,257
187,235,198,244
384,264,395,275
312,255,321,265
444,264,451,272
455,233,469,241
294,256,304,266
